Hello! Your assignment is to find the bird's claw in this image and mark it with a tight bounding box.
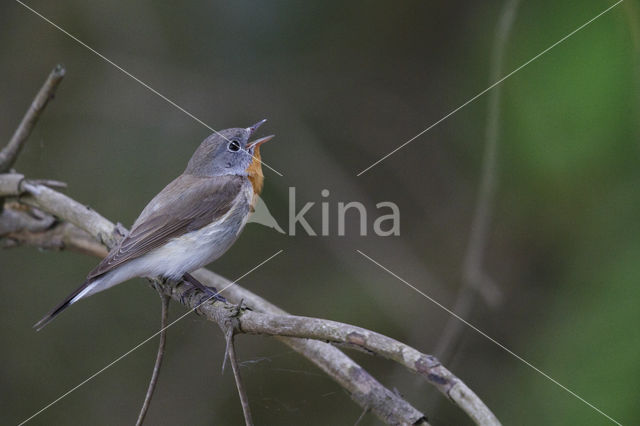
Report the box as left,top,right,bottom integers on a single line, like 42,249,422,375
202,286,227,304
179,285,198,305
180,280,226,306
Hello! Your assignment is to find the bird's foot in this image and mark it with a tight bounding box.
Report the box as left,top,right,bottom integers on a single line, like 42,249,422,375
181,272,227,305
199,286,227,305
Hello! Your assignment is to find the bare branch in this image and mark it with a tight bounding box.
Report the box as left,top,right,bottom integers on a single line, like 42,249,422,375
136,289,170,426
163,278,436,425
162,281,498,425
5,178,119,248
0,65,66,172
2,175,502,424
235,312,500,426
226,330,254,426
2,219,108,258
436,0,521,361
1,175,502,424
0,177,432,425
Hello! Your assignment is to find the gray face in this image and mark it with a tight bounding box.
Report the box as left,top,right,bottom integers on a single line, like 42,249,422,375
184,128,256,177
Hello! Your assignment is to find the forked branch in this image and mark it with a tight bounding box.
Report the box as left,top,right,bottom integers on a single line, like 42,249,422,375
1,176,499,425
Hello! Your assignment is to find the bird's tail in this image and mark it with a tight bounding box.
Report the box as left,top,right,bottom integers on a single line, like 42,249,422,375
34,279,97,331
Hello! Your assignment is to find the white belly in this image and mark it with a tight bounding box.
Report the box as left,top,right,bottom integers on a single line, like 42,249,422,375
142,219,238,278
141,184,253,278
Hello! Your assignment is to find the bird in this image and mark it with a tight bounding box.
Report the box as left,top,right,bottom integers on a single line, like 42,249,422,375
34,120,274,330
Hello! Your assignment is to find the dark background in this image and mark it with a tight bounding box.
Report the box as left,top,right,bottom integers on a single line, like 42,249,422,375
1,1,638,425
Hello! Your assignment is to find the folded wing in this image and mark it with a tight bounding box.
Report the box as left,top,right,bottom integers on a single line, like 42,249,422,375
87,174,244,280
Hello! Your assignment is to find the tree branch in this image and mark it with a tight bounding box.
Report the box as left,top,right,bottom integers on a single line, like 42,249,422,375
0,65,66,172
0,177,434,425
235,312,500,426
136,289,170,426
0,176,501,425
435,0,520,361
225,329,254,426
1,215,108,258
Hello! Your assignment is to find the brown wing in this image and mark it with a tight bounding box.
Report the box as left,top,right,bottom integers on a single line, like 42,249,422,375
87,174,244,280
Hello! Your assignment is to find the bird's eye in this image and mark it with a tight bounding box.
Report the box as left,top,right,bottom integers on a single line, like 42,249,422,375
227,140,241,152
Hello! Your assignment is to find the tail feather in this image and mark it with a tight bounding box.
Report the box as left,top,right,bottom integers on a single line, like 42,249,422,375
34,280,94,331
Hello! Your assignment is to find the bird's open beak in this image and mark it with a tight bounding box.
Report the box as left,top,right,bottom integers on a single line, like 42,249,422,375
247,119,268,135
247,134,275,149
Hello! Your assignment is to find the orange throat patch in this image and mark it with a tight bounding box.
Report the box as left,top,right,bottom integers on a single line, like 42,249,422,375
246,146,264,210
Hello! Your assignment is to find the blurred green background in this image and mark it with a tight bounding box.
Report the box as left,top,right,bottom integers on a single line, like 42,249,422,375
1,0,638,424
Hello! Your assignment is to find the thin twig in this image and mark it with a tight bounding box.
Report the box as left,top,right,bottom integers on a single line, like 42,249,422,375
0,65,66,172
135,288,170,426
353,405,369,425
226,331,254,426
435,0,521,361
1,220,108,257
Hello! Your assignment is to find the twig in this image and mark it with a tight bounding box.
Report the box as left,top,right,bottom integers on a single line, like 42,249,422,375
1,219,108,257
135,288,170,426
435,0,521,361
354,405,369,425
0,65,66,172
225,330,254,426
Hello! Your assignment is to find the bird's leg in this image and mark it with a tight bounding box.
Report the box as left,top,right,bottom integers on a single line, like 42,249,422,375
181,272,227,304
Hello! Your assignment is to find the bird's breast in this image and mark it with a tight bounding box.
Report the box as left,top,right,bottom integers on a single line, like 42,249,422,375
140,180,253,278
